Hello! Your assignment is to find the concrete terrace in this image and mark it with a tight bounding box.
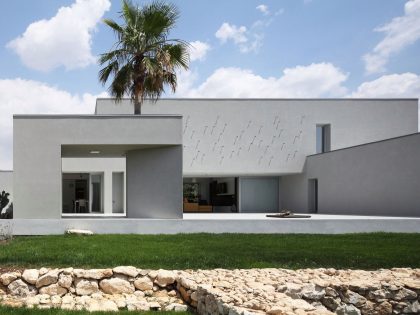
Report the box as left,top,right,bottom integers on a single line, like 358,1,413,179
4,213,420,235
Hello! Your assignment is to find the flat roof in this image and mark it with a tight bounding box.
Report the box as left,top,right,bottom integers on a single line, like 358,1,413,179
13,114,182,119
96,97,419,102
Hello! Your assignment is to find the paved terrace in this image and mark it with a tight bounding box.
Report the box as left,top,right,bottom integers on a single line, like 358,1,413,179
2,213,419,235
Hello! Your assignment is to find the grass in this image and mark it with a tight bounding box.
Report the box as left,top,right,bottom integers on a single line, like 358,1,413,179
0,307,189,315
0,233,419,270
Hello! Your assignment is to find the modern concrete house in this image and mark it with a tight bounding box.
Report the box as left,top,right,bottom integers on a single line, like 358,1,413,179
1,98,419,231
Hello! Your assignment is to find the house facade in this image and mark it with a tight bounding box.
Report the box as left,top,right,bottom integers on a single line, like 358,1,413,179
1,98,419,220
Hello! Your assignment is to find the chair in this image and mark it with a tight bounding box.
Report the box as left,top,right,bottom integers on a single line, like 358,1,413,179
78,199,88,213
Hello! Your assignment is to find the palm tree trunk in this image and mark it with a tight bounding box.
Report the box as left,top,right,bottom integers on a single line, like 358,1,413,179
134,100,141,115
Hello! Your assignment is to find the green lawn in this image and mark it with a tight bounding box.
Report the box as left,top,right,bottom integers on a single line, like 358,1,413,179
0,233,419,270
0,307,188,315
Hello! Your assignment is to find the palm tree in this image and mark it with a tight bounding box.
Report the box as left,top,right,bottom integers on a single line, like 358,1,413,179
99,0,189,114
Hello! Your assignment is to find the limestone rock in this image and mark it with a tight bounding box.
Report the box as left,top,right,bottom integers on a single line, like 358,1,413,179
75,279,99,296
301,283,325,300
403,279,420,290
36,269,60,288
392,287,417,300
86,299,118,312
375,301,392,315
8,279,34,297
340,290,367,307
39,283,67,296
99,278,135,294
1,272,21,286
134,276,154,291
22,269,39,285
155,269,176,287
336,304,361,315
73,268,113,280
403,300,420,314
58,273,73,289
321,296,340,311
113,266,139,277
165,303,188,311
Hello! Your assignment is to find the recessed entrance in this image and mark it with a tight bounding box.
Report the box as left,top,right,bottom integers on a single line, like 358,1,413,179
308,178,318,213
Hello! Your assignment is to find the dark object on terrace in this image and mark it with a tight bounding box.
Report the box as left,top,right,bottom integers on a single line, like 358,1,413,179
0,190,10,212
0,202,12,219
266,209,311,219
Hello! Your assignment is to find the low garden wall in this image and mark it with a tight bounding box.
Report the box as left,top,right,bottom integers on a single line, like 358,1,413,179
0,267,419,314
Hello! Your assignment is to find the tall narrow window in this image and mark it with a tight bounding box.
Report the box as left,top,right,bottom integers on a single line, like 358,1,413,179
316,124,331,153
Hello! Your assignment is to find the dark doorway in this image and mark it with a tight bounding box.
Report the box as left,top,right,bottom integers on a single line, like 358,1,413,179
308,178,318,213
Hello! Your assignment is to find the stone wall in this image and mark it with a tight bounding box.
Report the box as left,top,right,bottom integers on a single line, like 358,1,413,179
1,267,419,314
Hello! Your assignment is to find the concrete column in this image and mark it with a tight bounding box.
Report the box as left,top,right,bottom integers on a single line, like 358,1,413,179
104,171,113,214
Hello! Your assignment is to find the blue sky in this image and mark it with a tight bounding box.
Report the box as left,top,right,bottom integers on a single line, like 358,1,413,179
0,0,420,168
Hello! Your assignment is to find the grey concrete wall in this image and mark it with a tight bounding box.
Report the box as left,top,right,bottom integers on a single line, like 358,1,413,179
282,133,420,217
96,98,418,177
13,115,182,219
126,146,182,219
239,177,279,212
0,171,13,210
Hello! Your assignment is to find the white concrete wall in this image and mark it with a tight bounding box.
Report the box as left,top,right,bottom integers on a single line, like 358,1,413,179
96,99,418,177
282,133,420,216
62,158,126,214
13,115,182,219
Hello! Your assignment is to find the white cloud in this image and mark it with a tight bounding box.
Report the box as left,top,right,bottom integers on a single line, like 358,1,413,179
351,72,420,97
0,78,106,169
363,0,420,74
7,0,111,72
256,4,270,15
215,23,248,45
351,73,420,130
176,63,348,98
215,21,267,53
189,41,211,62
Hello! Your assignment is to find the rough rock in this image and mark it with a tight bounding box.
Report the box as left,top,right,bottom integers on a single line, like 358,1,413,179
7,279,34,297
73,269,113,280
21,269,39,285
86,299,118,312
403,300,420,314
58,273,73,289
99,278,135,294
75,279,99,296
134,276,154,291
155,269,176,287
1,272,21,286
113,266,139,277
301,283,325,300
340,290,367,307
38,283,67,296
336,304,361,315
36,269,60,288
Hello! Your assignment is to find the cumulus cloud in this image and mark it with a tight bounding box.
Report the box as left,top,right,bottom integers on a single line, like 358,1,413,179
215,23,248,45
363,0,420,74
0,78,106,169
215,21,268,53
351,73,420,130
351,72,420,97
215,5,280,54
176,63,348,98
7,0,111,72
256,4,270,15
189,41,211,62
